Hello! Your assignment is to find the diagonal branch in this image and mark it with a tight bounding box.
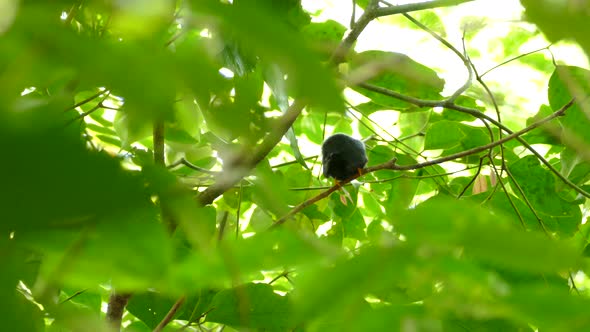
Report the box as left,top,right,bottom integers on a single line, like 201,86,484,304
197,0,481,207
269,99,574,228
153,296,186,332
357,82,590,198
374,0,475,17
198,0,383,206
402,12,473,102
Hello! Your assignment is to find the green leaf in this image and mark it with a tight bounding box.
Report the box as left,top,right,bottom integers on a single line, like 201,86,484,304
397,196,579,273
113,111,152,148
386,11,446,37
351,51,444,110
509,155,582,236
206,283,293,329
501,27,535,56
425,120,467,149
127,291,176,329
398,110,430,151
60,288,102,315
384,177,420,219
249,207,274,232
86,123,116,136
265,64,309,169
441,96,484,122
251,162,291,217
2,290,44,332
294,245,414,323
302,20,346,44
95,134,122,147
549,66,590,147
521,0,590,57
302,19,347,58
171,230,329,288
193,0,342,110
521,104,561,145
505,283,590,330
354,101,389,115
424,121,491,158
164,126,199,144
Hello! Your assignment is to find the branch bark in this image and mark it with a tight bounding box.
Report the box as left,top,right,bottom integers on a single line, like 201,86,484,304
197,0,477,207
357,82,590,199
106,120,168,330
153,296,186,332
197,0,383,206
374,0,475,17
270,99,574,228
106,292,132,331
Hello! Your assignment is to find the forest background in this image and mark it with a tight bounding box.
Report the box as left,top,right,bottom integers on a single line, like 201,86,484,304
3,0,590,331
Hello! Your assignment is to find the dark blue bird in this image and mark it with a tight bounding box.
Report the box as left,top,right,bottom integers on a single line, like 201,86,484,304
321,133,368,181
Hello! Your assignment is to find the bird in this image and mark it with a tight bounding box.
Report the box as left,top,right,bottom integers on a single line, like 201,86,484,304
321,133,368,181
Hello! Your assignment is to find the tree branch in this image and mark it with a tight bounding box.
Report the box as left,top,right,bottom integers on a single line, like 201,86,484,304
393,99,573,170
153,296,186,332
196,0,477,207
402,12,473,101
269,99,574,228
196,1,386,206
374,0,475,17
106,292,132,331
197,98,307,205
331,0,381,64
106,120,170,330
168,157,219,174
63,89,108,112
270,158,399,229
357,82,590,198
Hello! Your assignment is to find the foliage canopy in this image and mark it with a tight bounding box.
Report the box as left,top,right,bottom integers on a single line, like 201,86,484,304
3,0,590,331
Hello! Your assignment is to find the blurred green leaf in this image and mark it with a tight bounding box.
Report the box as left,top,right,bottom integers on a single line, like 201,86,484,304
509,155,582,236
521,0,590,57
265,64,309,169
397,197,579,273
2,1,590,330
351,51,444,110
207,283,293,329
127,291,176,329
192,0,342,110
424,120,491,158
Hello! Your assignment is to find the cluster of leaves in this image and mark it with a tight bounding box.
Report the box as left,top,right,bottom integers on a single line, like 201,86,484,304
3,0,590,331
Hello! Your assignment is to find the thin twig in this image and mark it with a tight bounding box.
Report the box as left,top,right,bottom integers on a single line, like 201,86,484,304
153,296,186,332
269,270,292,285
64,93,111,127
64,2,81,26
217,211,229,243
480,45,552,78
505,167,549,234
63,89,108,112
168,158,219,174
374,0,475,18
236,181,243,240
350,0,357,29
458,156,485,198
402,12,472,102
270,99,575,228
270,158,398,229
59,289,88,304
392,99,573,171
271,156,319,168
197,1,385,206
357,82,590,198
490,160,527,229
